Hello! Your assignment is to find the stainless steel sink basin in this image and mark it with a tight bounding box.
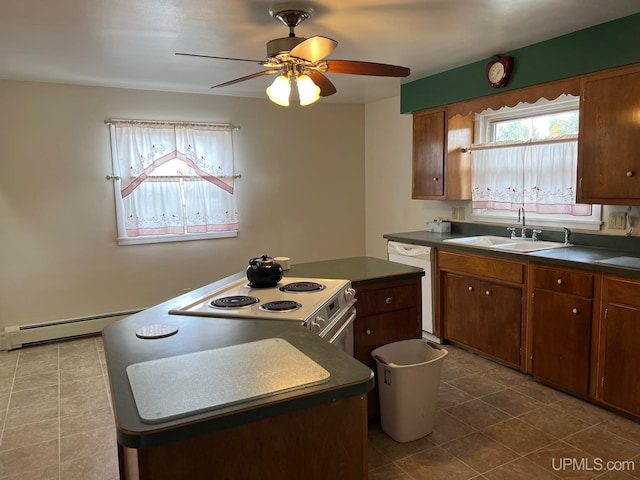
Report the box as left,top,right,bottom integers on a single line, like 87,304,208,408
443,235,570,253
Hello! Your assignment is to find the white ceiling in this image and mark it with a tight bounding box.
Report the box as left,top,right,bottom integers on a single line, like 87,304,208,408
1,0,638,104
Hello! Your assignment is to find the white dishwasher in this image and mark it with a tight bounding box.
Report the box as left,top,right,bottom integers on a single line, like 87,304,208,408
387,241,439,342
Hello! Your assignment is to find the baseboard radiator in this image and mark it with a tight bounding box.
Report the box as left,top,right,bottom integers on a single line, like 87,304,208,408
3,309,143,350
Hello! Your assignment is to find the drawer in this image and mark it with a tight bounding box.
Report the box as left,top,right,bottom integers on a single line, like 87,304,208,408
438,250,525,284
605,276,640,308
355,284,419,317
533,264,594,298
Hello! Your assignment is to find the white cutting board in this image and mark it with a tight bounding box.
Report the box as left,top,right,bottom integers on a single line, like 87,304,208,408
126,338,330,424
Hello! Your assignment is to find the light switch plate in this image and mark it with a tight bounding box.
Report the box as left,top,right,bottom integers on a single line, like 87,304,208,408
451,207,458,220
609,212,627,229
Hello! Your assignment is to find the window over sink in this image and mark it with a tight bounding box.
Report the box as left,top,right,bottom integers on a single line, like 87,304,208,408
470,95,602,231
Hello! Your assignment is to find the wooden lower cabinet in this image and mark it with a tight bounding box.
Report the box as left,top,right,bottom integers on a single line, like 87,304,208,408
353,276,422,418
436,249,640,420
531,290,592,395
596,275,640,417
438,250,525,367
529,264,596,396
442,273,521,366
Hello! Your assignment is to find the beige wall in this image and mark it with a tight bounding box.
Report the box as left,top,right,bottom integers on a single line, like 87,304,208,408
0,81,365,331
364,96,458,259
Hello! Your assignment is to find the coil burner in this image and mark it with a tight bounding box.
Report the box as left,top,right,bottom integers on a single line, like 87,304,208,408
259,300,302,312
210,295,260,309
279,281,325,293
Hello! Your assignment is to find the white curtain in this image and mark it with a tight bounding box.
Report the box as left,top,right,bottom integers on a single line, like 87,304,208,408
471,137,591,215
110,121,239,239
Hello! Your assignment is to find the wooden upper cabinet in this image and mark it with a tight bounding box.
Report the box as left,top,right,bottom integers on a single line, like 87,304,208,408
412,110,472,200
577,64,640,204
412,110,445,198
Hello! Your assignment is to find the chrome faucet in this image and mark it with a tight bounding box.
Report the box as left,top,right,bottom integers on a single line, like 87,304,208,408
532,229,542,241
563,226,572,245
518,207,527,238
506,227,517,239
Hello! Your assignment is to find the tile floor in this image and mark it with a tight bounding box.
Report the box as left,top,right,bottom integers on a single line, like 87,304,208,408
0,336,117,480
1,335,639,479
368,344,640,480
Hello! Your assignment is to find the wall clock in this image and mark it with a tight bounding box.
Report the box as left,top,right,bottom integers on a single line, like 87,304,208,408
486,56,514,88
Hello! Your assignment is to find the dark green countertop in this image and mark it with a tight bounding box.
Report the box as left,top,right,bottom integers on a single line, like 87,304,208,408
383,230,640,279
102,272,374,449
285,256,424,285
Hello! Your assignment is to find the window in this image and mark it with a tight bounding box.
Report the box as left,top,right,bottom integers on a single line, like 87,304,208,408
108,120,239,245
471,95,602,230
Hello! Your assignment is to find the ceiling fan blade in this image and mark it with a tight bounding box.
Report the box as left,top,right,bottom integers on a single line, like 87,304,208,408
212,70,281,89
176,52,265,64
324,60,410,77
290,36,338,63
308,71,337,97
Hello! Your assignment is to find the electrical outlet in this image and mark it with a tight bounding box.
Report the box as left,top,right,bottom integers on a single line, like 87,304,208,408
458,207,466,220
609,212,627,229
451,207,458,220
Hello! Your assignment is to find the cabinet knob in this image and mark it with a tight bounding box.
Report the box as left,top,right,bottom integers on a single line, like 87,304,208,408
626,171,634,177
432,177,439,182
557,279,564,285
385,297,392,305
485,290,491,296
365,329,371,335
572,308,579,314
468,286,474,292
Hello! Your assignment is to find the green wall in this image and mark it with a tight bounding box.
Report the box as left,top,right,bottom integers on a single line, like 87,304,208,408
401,13,640,113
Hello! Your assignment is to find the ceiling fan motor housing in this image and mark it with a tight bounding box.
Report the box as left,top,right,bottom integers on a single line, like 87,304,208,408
267,36,306,58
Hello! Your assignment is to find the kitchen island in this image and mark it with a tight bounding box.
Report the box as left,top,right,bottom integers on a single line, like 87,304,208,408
103,272,374,480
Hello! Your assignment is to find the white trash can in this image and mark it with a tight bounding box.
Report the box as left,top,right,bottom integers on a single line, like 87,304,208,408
371,339,448,443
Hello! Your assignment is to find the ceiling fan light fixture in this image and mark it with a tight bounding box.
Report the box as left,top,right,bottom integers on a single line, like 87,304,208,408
266,75,291,106
296,74,320,106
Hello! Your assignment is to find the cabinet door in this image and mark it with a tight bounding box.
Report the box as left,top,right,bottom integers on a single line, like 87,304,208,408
442,273,521,366
479,279,522,366
598,274,640,416
442,273,481,347
412,110,445,198
578,66,640,203
531,289,592,395
600,303,640,415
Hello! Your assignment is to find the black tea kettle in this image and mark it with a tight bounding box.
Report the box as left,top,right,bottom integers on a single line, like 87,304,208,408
246,254,284,288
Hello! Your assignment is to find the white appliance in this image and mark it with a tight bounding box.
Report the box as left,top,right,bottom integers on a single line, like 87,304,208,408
387,241,439,343
170,277,357,355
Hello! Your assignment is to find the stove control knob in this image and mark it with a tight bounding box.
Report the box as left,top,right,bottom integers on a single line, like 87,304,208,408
344,288,356,300
315,316,326,329
311,321,322,333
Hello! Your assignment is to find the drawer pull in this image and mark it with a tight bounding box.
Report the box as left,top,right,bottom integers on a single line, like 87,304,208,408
385,297,392,305
365,329,371,336
468,286,474,292
572,308,579,314
557,279,564,285
433,177,439,181
627,171,634,177
485,290,491,296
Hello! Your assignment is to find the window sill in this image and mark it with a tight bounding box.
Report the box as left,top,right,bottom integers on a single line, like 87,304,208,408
117,231,238,246
470,211,602,231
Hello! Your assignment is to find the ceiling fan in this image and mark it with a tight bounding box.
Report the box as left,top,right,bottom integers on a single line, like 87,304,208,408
175,3,411,106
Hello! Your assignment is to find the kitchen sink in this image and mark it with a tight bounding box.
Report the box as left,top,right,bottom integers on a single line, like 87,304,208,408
443,235,570,253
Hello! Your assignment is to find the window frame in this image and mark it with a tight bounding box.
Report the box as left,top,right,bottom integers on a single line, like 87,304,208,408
470,95,602,231
108,120,240,246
